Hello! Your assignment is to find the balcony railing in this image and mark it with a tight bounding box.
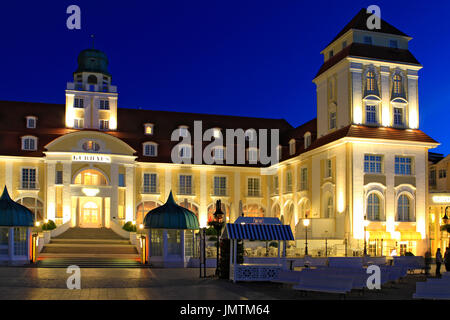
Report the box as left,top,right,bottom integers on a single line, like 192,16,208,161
20,182,40,190
247,190,262,197
66,82,118,93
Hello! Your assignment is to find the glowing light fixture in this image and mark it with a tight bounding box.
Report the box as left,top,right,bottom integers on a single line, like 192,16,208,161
82,188,100,197
303,219,310,227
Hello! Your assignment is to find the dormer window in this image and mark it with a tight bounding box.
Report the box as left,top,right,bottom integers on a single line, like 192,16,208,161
26,116,37,129
289,139,296,155
144,123,154,135
99,100,110,110
21,136,37,151
74,98,84,108
179,126,189,138
364,36,372,45
143,142,158,157
329,50,334,59
304,132,311,149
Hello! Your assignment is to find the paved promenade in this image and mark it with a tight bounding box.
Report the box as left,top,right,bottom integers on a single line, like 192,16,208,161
0,266,438,300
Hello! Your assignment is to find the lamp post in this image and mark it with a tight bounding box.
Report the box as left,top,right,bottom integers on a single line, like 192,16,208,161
210,200,224,277
303,215,310,256
363,215,369,256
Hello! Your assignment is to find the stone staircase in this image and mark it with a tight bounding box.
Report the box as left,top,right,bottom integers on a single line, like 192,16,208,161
37,228,143,268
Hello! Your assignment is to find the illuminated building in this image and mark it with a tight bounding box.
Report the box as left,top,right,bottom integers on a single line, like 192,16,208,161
0,9,438,256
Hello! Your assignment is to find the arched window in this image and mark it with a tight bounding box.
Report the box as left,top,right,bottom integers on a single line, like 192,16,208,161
393,74,403,95
179,201,199,217
366,71,376,92
299,199,311,219
304,132,312,149
289,139,296,155
136,201,160,225
243,204,265,218
16,197,43,221
397,195,410,221
74,169,108,186
367,193,381,221
87,75,98,84
272,204,281,219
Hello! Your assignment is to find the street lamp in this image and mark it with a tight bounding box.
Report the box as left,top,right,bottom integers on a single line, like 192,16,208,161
363,215,370,256
210,200,224,276
303,215,310,256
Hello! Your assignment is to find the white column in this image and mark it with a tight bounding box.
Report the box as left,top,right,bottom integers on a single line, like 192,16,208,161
380,66,391,127
62,161,72,224
407,70,419,129
110,163,119,220
125,165,135,222
199,170,207,228
46,162,56,221
233,171,240,221
109,96,118,130
350,63,363,124
164,168,172,199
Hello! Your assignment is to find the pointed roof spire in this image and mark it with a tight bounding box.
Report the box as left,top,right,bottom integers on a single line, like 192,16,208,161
0,186,34,227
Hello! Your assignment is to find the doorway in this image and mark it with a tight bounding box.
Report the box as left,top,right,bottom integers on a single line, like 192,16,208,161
81,201,100,228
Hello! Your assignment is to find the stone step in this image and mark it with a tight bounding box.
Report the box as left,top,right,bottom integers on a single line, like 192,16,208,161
36,258,144,268
54,227,126,240
39,253,140,259
51,239,131,245
41,245,138,255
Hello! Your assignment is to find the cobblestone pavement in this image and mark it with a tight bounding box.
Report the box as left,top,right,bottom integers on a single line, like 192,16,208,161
0,266,437,300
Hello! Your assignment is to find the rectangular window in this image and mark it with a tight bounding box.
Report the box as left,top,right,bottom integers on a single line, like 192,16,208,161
393,107,403,126
439,169,447,179
389,40,398,48
21,168,37,189
325,159,332,178
301,167,308,190
13,228,27,256
395,156,412,175
74,98,84,108
144,124,154,135
286,171,292,192
74,118,84,129
213,176,227,196
99,119,109,130
248,178,260,197
329,112,336,129
144,144,157,157
118,173,125,187
99,100,110,110
55,170,63,185
27,118,36,128
273,176,279,194
364,155,383,174
23,138,36,151
179,175,192,195
143,173,157,193
364,36,372,45
430,169,436,186
329,50,334,59
366,105,377,124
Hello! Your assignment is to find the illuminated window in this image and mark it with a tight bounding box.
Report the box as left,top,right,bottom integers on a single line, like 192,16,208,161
300,167,308,191
74,98,84,108
21,168,37,189
395,156,412,175
329,111,337,129
142,173,157,193
179,175,193,195
74,118,84,129
286,171,293,192
272,176,279,194
242,204,265,218
99,119,109,130
213,176,227,196
367,193,381,221
325,159,332,178
74,169,108,186
393,107,403,126
304,132,311,149
393,74,403,95
289,139,296,155
364,155,382,173
366,71,376,92
16,197,43,221
324,195,334,218
82,140,100,152
366,105,377,124
136,201,160,225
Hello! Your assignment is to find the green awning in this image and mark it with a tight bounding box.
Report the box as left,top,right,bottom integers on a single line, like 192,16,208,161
144,191,199,230
0,187,34,227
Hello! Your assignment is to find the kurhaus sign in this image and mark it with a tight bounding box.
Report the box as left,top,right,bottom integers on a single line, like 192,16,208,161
72,154,111,163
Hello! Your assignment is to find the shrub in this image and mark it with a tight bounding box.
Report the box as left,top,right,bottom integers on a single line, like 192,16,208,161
123,221,136,232
205,227,218,236
208,236,218,242
42,220,57,231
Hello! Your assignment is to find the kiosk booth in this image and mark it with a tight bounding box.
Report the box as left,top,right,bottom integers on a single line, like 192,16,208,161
222,217,294,282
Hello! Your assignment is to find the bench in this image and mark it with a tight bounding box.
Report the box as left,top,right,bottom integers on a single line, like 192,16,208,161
413,281,450,300
293,273,353,295
328,257,363,269
271,270,303,285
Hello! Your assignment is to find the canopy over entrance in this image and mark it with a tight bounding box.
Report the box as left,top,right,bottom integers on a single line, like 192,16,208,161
222,217,293,241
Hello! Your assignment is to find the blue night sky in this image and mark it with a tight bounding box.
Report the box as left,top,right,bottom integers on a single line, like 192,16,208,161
0,1,449,154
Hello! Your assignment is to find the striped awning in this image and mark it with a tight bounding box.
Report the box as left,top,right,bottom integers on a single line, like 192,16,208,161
223,223,294,241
